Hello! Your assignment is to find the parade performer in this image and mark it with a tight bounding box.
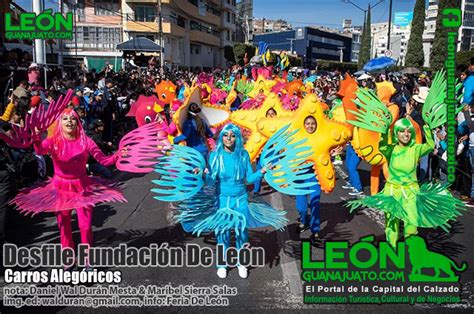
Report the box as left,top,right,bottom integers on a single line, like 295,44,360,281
346,74,466,246
256,94,352,241
152,123,315,278
2,91,165,259
295,116,322,242
173,87,230,158
12,108,126,252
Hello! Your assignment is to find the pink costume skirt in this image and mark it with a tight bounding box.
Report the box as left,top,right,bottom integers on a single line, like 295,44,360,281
11,175,126,215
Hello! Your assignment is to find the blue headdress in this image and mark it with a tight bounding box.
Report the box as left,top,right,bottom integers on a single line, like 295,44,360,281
209,123,247,182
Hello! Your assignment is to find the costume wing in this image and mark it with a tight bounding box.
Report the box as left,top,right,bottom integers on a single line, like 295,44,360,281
260,124,316,195
0,123,33,148
422,70,447,129
28,89,74,132
116,122,169,173
0,90,73,148
151,145,206,201
348,88,392,134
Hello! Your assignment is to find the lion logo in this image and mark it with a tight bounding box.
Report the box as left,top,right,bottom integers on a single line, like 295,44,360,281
406,236,467,282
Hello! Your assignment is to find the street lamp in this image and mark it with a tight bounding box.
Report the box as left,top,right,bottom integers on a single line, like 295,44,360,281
341,0,385,26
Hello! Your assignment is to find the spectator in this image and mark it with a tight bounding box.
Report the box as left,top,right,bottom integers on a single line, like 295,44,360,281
88,119,112,178
13,80,29,99
462,58,474,106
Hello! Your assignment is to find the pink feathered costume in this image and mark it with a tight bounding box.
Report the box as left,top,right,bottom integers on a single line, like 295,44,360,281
12,109,126,249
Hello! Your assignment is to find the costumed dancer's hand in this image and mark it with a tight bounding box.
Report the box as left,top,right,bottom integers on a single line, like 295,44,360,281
406,103,414,116
193,167,208,175
120,146,129,158
423,124,432,133
261,163,273,174
156,115,164,124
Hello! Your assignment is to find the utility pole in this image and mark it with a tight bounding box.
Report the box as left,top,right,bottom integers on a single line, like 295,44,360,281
32,0,45,69
387,0,393,51
74,2,78,74
157,0,164,76
59,0,64,74
245,14,250,44
262,18,265,33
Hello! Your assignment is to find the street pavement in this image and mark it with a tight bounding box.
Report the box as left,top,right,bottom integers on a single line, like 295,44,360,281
2,160,473,312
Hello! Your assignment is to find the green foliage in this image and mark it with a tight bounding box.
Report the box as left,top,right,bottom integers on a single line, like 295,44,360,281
430,0,461,71
224,45,235,64
457,50,474,71
405,0,425,68
317,60,358,72
233,43,255,66
358,5,372,69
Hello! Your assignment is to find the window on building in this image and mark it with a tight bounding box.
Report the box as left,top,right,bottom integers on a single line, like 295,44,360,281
66,27,122,50
190,20,200,31
206,4,221,16
135,5,155,22
77,0,86,21
190,44,200,54
95,0,119,16
64,1,85,21
177,15,186,28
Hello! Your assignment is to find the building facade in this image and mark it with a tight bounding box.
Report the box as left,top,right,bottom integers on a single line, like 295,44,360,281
459,0,474,51
62,0,124,71
236,0,253,43
122,0,236,69
422,0,438,67
253,27,352,67
342,21,362,63
371,22,411,66
252,18,292,35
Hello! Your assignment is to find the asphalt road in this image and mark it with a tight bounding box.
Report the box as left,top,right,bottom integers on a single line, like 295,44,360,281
2,160,473,313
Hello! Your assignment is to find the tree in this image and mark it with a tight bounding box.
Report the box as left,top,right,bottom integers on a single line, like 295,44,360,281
233,43,255,66
358,5,372,69
457,50,474,71
405,0,425,68
224,45,235,64
430,0,461,71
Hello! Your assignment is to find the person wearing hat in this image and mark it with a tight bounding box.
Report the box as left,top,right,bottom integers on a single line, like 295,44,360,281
82,87,93,113
89,90,105,123
173,101,214,158
72,87,86,109
408,87,430,183
28,63,40,85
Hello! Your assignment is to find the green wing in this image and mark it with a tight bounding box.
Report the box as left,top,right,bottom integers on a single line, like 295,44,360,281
347,88,392,134
422,70,447,129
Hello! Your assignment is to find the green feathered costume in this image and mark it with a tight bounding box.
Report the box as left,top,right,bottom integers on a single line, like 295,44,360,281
346,74,466,246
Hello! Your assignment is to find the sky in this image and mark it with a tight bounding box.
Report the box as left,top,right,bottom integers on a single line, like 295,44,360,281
14,0,422,29
253,0,421,29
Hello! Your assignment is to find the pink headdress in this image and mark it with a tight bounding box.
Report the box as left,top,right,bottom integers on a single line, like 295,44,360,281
197,73,214,86
51,108,87,158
